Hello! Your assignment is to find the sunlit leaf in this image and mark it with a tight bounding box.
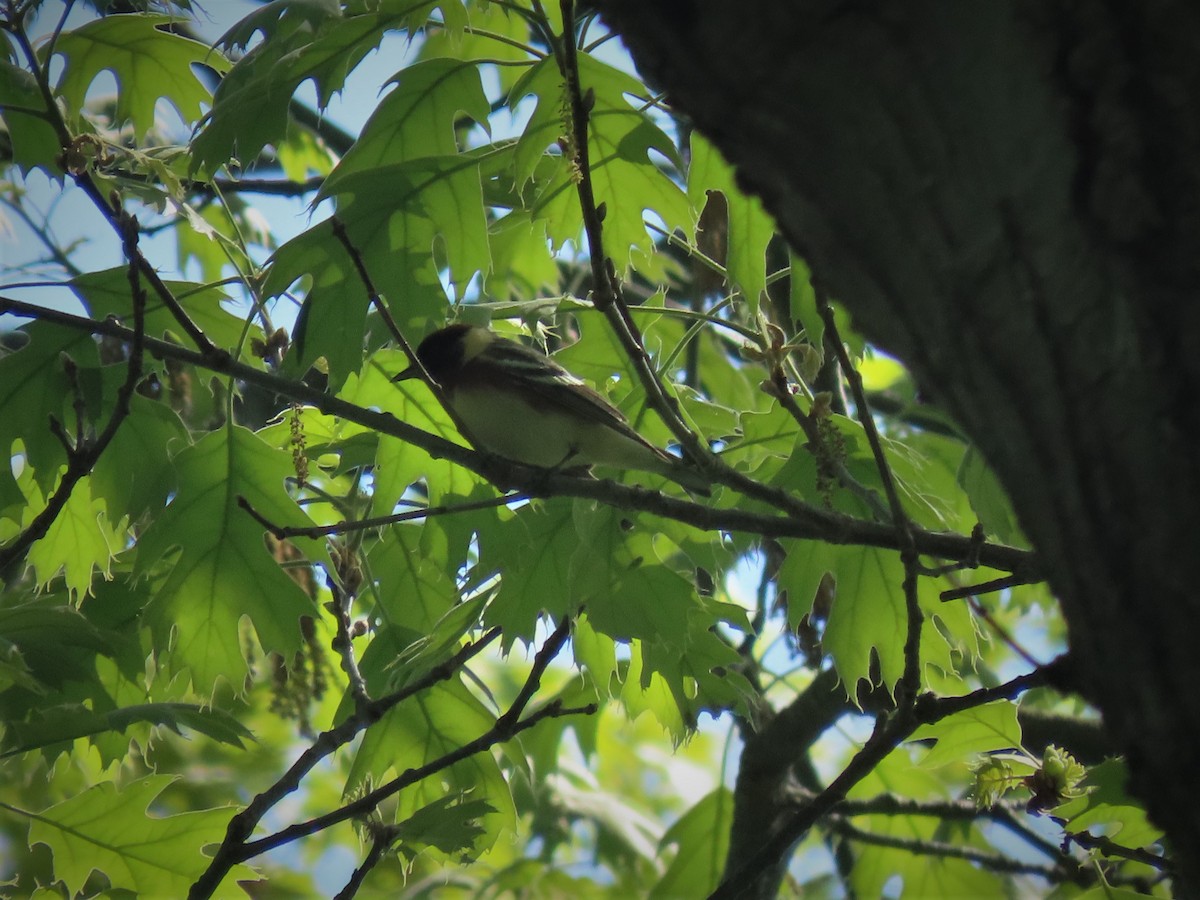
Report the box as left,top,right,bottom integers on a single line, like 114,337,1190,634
134,426,322,690
651,788,733,898
511,54,690,268
28,776,252,898
48,14,229,138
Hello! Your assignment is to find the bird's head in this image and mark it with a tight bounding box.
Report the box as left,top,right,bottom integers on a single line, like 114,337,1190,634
394,324,494,384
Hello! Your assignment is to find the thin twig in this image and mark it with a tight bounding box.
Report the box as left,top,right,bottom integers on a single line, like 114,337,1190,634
827,819,1078,882
941,572,1041,602
964,593,1043,668
188,627,504,899
329,216,480,449
241,700,595,862
0,212,146,570
226,620,577,864
329,217,412,356
709,658,1067,899
555,3,870,522
327,574,370,709
334,830,391,900
818,292,924,707
238,491,528,539
5,14,220,357
1063,827,1173,873
554,0,711,463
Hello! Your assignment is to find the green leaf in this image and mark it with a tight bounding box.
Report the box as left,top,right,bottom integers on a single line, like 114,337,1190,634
69,268,259,355
958,446,1024,545
848,756,1006,899
366,525,461,636
478,498,579,644
48,14,229,139
326,57,491,179
0,602,113,693
777,540,965,693
0,322,101,494
134,426,321,690
193,2,458,173
908,701,1022,769
1054,759,1163,849
0,60,61,175
2,701,253,758
346,680,516,851
511,54,691,268
22,476,121,599
418,2,537,93
487,211,561,300
318,154,492,296
388,592,489,690
789,254,822,344
334,349,483,507
266,150,491,384
391,795,494,861
192,3,370,172
27,776,251,898
651,788,733,898
688,134,775,314
90,394,189,522
569,504,752,731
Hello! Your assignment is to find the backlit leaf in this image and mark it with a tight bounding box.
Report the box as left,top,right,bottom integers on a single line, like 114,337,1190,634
134,427,321,690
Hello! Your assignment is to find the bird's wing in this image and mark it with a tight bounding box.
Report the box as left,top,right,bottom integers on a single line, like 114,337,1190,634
486,338,666,453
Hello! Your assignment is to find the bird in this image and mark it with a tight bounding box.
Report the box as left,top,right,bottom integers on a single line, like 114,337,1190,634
393,324,711,495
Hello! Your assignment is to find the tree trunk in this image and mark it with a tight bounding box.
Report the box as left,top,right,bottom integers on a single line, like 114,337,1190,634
595,0,1200,890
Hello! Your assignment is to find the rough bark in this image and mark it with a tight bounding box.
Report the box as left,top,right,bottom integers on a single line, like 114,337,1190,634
595,0,1200,892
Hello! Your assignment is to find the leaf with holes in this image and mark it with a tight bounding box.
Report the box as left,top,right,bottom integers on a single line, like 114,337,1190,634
48,14,229,139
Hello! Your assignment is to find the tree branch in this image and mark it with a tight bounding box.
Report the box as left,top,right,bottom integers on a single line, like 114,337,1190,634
711,657,1069,899
188,627,504,900
826,818,1079,883
237,491,527,540
0,297,1040,575
0,212,146,570
223,621,579,863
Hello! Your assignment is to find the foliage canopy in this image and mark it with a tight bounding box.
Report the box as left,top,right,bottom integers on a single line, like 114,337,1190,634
0,0,1173,896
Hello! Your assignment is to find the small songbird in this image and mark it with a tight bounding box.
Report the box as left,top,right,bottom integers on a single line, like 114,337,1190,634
393,324,711,495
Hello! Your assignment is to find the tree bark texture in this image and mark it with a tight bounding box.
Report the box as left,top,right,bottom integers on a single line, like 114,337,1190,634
595,0,1200,892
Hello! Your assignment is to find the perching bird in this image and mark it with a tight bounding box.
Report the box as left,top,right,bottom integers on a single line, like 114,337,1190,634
393,324,710,495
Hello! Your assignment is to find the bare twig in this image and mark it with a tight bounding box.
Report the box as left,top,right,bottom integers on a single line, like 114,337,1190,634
334,830,391,900
188,627,504,899
1063,827,1173,873
768,360,891,519
241,699,594,862
554,1,880,525
827,819,1078,882
327,573,370,709
941,572,1042,602
329,216,480,449
709,658,1068,900
818,292,924,707
555,0,711,463
238,491,528,540
0,212,146,570
193,619,583,894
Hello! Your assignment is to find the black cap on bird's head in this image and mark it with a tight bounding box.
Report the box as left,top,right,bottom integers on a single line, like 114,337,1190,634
394,323,480,383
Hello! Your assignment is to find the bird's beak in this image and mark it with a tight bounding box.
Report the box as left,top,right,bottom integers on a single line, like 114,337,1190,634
393,364,420,382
